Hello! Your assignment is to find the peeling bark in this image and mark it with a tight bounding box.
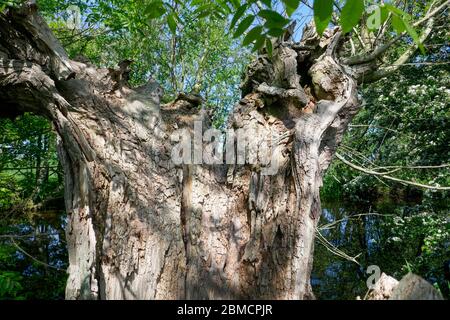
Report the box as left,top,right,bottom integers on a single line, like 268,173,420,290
0,4,362,299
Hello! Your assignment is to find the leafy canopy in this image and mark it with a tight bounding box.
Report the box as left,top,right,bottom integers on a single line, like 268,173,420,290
0,0,425,55
75,0,423,53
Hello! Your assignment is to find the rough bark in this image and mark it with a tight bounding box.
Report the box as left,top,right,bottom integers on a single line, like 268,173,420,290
365,273,399,300
0,4,361,299
389,273,444,300
366,273,444,300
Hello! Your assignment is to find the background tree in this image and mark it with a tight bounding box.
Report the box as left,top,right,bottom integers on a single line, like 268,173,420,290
314,34,450,299
0,115,67,299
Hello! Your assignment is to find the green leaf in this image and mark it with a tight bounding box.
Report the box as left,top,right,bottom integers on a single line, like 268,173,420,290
403,18,425,54
233,15,255,39
194,4,212,17
230,4,247,30
258,10,290,25
267,28,285,37
145,1,166,19
340,0,365,34
283,0,300,10
286,5,296,17
216,0,232,14
191,0,204,6
384,4,424,53
167,14,177,34
252,34,266,52
264,20,290,29
384,3,406,16
260,0,273,8
313,0,333,36
198,10,211,18
391,13,406,34
266,38,273,57
282,0,300,16
380,5,389,24
229,0,241,9
243,26,263,46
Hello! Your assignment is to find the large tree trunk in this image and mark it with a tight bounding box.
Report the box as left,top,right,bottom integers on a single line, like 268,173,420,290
0,4,359,299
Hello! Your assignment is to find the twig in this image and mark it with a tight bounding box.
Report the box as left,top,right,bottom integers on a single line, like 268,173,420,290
336,153,450,190
315,227,361,265
319,212,393,231
9,236,65,272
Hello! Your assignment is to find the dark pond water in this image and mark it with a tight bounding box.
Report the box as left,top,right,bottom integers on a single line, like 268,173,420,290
311,197,450,300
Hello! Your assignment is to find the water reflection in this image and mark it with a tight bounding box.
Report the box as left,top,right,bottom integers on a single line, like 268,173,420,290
312,199,450,300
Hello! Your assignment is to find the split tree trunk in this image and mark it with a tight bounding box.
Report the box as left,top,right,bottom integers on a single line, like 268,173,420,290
0,4,359,299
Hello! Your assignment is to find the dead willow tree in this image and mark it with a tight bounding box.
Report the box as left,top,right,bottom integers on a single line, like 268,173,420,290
0,2,447,299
